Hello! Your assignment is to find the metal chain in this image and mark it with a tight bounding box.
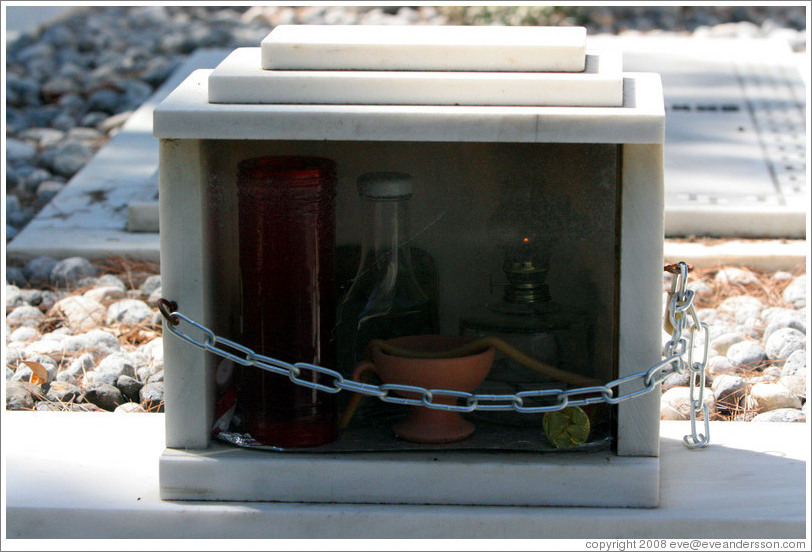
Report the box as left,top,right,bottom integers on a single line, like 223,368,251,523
158,261,709,448
665,262,711,448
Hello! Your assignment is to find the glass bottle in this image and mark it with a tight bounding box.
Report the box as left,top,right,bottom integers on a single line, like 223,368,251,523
336,171,438,379
236,155,338,448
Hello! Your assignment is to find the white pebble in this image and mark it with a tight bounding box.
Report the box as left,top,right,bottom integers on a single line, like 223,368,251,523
747,382,802,412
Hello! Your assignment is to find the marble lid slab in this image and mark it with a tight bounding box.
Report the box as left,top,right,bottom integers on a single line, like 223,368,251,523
209,48,622,107
262,25,587,72
154,69,664,144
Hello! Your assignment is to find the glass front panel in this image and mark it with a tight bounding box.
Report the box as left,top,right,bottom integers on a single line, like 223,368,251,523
201,140,621,452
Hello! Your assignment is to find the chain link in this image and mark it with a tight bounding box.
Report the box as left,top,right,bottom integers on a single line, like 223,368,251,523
158,261,710,449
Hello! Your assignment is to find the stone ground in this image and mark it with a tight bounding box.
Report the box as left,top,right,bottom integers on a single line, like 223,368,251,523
6,257,164,413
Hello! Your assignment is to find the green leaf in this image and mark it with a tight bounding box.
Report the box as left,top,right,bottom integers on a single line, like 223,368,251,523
543,406,591,449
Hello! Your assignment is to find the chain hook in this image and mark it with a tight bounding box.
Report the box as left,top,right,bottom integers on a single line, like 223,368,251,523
157,298,180,326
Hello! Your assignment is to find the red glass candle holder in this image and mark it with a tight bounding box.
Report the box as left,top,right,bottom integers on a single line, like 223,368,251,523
236,155,338,447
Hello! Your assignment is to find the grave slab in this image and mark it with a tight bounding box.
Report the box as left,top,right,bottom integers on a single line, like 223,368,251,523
663,239,807,272
589,35,807,240
3,413,807,539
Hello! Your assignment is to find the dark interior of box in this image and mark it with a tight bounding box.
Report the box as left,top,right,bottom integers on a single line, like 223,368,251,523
202,140,623,453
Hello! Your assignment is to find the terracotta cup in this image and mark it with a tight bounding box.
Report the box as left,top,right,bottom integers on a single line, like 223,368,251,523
353,335,495,444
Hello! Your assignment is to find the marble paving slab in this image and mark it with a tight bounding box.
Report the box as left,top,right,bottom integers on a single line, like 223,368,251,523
590,35,807,240
4,414,806,538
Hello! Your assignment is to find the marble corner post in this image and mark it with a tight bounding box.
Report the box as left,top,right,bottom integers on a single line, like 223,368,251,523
159,138,214,449
618,142,665,457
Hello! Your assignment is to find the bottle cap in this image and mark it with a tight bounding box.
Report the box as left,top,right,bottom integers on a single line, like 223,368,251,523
358,171,413,199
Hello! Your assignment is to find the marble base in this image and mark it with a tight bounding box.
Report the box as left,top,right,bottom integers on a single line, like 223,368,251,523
209,48,622,106
262,24,587,72
160,443,659,507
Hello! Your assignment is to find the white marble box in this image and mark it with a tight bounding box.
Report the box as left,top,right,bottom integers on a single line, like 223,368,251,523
153,27,665,507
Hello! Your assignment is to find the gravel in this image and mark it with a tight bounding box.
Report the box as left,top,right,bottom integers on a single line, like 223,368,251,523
711,374,746,411
659,266,807,423
105,299,154,325
50,256,99,288
6,258,165,412
726,340,768,368
83,382,126,411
